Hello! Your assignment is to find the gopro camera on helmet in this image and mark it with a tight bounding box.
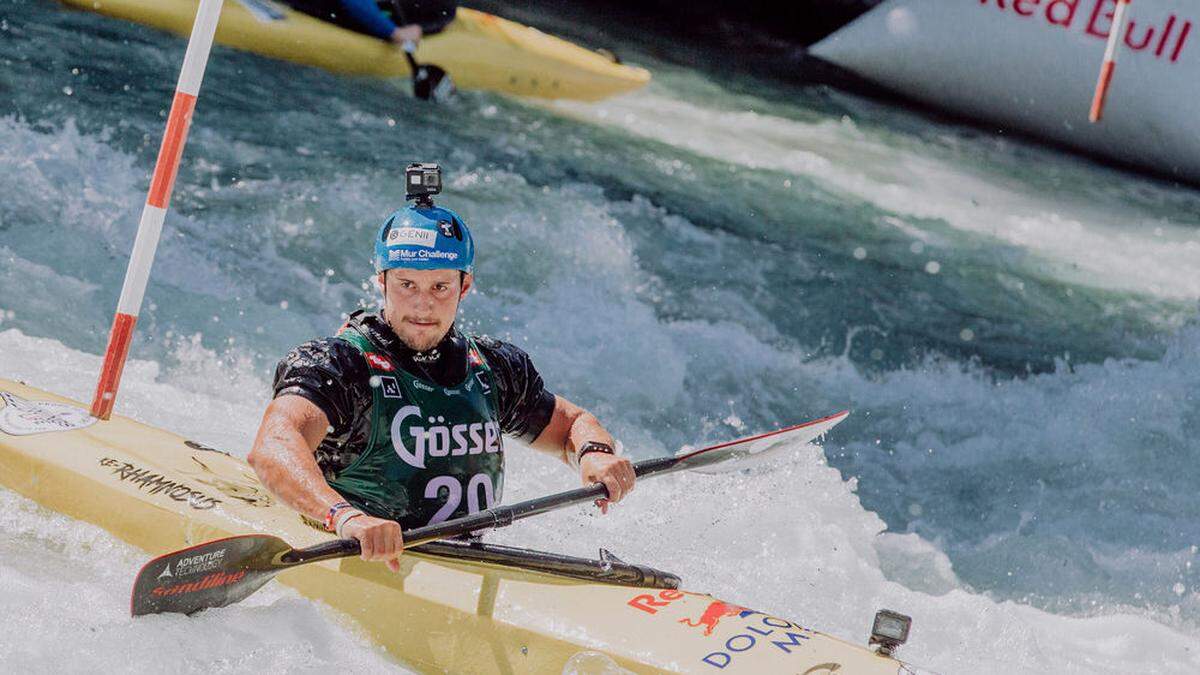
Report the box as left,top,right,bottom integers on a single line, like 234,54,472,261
405,162,442,207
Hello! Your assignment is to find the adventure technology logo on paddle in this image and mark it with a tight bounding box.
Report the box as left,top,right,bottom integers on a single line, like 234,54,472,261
0,390,96,436
390,405,501,469
167,549,228,577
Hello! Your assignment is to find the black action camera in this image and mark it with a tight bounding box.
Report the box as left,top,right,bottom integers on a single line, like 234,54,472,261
405,162,442,207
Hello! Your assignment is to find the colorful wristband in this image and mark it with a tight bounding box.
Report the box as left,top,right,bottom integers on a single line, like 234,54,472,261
323,501,352,532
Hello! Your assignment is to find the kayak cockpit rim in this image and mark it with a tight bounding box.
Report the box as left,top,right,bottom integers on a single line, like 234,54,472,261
411,540,681,590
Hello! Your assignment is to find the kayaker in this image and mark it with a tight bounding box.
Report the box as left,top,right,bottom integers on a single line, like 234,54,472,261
285,0,458,45
247,164,635,573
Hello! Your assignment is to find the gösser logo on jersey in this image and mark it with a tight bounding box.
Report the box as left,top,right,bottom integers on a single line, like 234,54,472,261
390,404,501,469
386,226,438,248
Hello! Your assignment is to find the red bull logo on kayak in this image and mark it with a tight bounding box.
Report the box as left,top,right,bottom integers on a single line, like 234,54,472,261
979,0,1193,63
678,600,755,636
626,590,816,668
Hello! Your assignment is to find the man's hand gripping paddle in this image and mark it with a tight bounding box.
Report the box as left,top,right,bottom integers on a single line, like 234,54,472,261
130,411,848,617
386,0,452,101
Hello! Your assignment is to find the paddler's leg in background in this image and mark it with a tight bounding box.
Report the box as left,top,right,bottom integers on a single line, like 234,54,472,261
280,0,414,44
280,0,457,45
248,395,405,572
392,0,458,35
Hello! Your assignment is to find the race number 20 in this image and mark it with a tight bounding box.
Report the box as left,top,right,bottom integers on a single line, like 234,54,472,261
424,473,496,524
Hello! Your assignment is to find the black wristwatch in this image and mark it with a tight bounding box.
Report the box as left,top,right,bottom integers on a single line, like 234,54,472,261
575,441,614,466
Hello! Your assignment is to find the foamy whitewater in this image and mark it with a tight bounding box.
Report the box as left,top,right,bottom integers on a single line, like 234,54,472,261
2,1,1199,672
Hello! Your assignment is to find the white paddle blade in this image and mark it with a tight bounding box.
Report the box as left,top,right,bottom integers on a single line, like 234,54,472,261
673,411,850,474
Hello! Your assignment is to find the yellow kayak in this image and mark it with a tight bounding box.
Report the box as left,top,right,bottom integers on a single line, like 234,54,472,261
0,378,908,674
58,0,650,101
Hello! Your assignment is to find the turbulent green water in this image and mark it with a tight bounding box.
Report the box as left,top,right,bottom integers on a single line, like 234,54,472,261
3,0,1200,670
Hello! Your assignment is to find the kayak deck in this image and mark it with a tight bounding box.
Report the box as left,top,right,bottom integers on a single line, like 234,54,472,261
57,0,650,101
414,540,681,589
0,379,903,673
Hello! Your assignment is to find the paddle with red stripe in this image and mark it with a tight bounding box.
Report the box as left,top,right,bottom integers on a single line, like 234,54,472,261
131,411,848,616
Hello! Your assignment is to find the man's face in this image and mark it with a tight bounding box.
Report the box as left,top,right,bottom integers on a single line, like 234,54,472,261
379,268,472,352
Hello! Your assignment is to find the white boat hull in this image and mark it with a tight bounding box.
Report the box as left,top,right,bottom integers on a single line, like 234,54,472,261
811,0,1200,183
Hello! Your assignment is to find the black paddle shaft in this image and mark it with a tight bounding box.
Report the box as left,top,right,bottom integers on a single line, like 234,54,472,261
131,455,679,616
132,411,844,616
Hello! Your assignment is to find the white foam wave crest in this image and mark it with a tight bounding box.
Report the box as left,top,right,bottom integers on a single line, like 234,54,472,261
551,87,1200,301
2,327,1198,673
0,488,401,674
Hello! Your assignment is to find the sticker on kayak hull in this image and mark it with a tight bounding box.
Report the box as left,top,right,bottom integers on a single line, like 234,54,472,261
626,589,817,669
0,391,96,436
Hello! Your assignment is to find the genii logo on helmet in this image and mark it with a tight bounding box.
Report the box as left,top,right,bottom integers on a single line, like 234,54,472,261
390,405,501,469
386,226,437,248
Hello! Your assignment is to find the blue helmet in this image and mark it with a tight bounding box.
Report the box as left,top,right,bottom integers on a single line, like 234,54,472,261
373,205,474,274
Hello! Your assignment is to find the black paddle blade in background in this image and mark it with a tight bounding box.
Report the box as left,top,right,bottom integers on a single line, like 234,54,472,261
413,64,454,102
131,534,292,616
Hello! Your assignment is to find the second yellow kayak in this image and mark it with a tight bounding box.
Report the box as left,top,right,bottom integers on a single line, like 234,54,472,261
60,0,651,100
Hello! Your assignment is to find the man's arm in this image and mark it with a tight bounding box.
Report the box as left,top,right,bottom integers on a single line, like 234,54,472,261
247,395,405,571
530,395,636,511
472,336,635,509
336,0,422,43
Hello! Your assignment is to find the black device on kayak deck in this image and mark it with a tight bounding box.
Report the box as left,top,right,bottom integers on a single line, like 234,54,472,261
405,162,442,207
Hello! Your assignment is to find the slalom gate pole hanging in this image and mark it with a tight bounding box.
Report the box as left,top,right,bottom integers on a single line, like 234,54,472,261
91,0,226,420
1089,0,1133,123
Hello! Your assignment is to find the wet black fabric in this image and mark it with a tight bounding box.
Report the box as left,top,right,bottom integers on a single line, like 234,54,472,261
273,310,556,476
386,0,458,33
285,0,458,37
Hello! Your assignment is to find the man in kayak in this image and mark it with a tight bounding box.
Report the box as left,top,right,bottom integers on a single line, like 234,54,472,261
285,0,458,45
247,165,635,572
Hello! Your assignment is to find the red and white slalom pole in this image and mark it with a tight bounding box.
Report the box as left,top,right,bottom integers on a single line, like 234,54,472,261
1089,0,1133,123
91,0,225,420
